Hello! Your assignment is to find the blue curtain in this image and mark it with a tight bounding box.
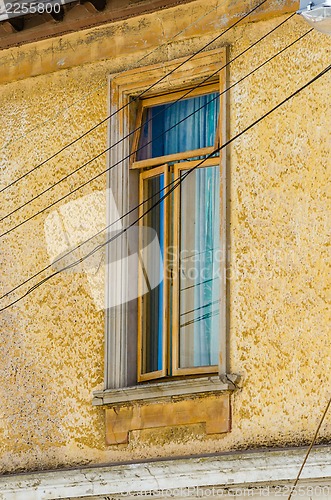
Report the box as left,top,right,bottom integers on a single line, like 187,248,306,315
143,175,165,373
138,93,219,160
179,165,220,368
193,167,220,366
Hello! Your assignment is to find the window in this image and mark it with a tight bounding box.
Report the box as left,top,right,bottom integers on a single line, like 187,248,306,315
100,48,228,392
93,49,234,444
133,85,222,382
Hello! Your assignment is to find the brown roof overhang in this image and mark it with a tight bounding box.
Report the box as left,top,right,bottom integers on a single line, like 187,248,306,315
0,0,196,50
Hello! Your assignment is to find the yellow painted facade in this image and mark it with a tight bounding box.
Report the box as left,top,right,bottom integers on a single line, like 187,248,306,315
0,0,330,474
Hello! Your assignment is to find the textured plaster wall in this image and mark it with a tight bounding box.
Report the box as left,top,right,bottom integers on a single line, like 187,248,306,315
0,0,330,473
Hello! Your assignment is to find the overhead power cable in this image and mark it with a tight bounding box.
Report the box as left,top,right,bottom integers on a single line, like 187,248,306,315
1,11,297,225
0,13,302,237
288,395,331,500
0,21,313,247
0,0,268,194
0,1,229,154
1,60,330,312
4,28,306,300
0,162,192,302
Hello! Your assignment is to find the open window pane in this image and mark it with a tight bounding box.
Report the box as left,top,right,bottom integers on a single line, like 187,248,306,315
178,165,220,368
137,93,219,160
139,171,167,378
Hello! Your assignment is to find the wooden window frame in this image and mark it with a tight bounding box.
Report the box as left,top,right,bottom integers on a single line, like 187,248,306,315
130,81,220,167
172,157,222,377
136,154,222,380
138,164,169,382
104,47,228,390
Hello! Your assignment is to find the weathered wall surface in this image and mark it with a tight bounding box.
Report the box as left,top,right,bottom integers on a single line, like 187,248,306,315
0,0,330,473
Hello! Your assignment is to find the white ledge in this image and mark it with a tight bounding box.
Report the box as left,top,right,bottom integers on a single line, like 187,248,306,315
92,375,238,406
1,446,331,499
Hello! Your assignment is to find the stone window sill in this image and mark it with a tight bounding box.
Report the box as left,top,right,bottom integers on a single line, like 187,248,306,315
92,374,239,407
93,375,239,445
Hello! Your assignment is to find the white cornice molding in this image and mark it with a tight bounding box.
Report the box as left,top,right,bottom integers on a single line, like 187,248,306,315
1,446,331,499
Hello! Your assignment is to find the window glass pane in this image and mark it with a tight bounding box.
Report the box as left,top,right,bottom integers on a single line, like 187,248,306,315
179,165,220,368
137,92,219,160
141,174,165,374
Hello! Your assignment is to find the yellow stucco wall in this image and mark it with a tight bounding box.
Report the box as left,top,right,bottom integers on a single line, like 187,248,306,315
0,0,330,473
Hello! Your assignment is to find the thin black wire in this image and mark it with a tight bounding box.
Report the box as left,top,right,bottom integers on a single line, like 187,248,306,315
0,1,228,153
0,93,219,224
0,27,313,302
181,309,220,328
0,0,270,222
182,277,217,292
287,395,331,500
0,165,188,310
1,60,330,312
180,300,219,318
0,0,267,195
0,13,300,236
